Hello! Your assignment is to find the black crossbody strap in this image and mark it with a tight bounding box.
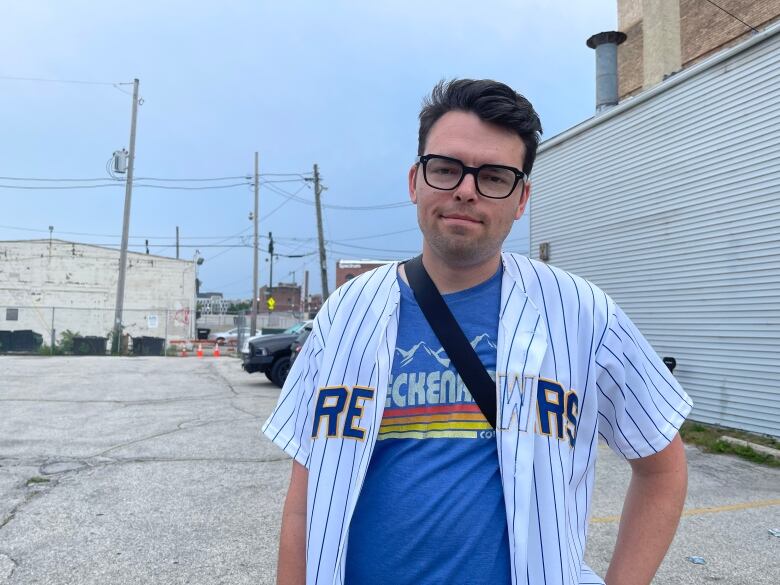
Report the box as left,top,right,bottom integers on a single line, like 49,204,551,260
404,255,497,429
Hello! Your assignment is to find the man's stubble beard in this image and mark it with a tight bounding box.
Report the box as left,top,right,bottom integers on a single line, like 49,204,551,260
420,218,508,269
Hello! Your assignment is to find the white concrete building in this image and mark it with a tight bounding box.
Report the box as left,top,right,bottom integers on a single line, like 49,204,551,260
0,239,196,348
529,25,780,436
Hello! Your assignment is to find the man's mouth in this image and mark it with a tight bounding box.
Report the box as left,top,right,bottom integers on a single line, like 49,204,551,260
440,213,481,224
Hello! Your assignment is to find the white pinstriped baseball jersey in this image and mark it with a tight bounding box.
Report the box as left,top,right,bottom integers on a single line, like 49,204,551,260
262,252,692,585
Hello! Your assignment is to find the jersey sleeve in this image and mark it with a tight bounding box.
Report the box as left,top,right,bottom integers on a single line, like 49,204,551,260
595,300,693,459
261,325,324,468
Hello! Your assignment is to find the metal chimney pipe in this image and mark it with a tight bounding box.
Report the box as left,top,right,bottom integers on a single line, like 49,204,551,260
587,31,627,112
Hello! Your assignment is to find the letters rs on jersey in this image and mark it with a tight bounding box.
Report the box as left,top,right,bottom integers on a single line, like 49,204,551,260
262,252,692,585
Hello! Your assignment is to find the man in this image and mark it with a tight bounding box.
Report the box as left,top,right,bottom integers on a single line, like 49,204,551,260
263,79,691,585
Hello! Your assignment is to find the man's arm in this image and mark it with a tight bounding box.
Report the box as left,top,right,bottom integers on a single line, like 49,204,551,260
605,434,688,585
277,461,308,585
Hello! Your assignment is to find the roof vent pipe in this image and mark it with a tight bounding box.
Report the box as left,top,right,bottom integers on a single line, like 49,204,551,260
586,31,627,112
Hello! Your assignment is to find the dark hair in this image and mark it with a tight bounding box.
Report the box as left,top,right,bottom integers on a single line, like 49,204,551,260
418,79,543,176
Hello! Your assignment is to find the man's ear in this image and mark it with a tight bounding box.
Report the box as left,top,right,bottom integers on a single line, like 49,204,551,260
514,181,532,220
408,164,419,204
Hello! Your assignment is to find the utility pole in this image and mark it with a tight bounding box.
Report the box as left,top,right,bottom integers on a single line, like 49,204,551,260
250,152,260,336
313,164,330,299
112,77,139,355
268,231,274,293
176,226,180,259
303,270,309,317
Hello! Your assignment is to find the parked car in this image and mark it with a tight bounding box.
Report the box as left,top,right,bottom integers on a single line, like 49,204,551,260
240,321,312,355
208,327,251,345
289,323,313,368
242,324,310,387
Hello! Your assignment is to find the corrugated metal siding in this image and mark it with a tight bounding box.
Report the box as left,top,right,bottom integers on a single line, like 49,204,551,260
530,28,780,437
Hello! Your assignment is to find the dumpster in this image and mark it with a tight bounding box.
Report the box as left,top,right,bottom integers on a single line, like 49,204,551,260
0,329,43,352
133,336,165,356
196,328,211,340
0,331,11,352
72,336,107,355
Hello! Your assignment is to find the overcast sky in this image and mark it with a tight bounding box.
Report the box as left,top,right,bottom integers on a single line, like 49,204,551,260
0,0,616,299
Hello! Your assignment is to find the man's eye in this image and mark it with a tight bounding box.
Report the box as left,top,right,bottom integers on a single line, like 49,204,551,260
483,172,509,184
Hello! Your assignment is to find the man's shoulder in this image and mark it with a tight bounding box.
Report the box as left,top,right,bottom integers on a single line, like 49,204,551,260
332,262,398,300
315,262,399,328
501,252,611,307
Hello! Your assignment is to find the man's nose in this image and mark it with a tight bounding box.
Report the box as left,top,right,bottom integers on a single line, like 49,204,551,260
453,171,479,202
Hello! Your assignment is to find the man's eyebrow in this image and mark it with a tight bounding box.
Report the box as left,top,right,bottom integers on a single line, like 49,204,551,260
430,152,522,168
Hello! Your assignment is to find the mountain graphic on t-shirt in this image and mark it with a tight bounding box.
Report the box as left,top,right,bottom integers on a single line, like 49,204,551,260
395,333,496,369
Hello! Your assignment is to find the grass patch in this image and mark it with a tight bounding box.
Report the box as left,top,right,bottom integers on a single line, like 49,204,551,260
680,421,780,467
26,476,51,486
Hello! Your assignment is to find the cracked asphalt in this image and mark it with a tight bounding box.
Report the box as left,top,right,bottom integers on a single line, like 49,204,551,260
0,356,288,584
1,355,778,584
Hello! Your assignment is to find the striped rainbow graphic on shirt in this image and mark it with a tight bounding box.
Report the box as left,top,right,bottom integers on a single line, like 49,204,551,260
378,403,492,440
380,334,497,440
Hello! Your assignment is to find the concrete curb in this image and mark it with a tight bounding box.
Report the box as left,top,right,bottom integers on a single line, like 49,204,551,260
719,436,780,460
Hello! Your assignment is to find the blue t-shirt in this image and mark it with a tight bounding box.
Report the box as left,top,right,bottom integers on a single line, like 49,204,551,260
345,266,510,585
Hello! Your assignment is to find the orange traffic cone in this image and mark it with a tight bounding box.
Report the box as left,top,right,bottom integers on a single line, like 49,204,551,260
213,343,220,358
196,343,203,358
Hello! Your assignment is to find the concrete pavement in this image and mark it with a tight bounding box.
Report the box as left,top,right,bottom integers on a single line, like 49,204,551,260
0,355,778,584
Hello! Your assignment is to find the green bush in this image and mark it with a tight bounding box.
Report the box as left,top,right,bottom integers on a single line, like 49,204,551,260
58,330,80,354
38,344,63,356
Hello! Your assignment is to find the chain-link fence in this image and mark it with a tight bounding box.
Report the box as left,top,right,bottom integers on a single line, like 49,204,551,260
0,305,300,356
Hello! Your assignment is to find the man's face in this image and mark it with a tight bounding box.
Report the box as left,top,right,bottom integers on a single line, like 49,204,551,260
409,110,531,267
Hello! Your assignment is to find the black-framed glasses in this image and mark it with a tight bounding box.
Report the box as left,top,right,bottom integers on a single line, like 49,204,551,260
416,154,527,199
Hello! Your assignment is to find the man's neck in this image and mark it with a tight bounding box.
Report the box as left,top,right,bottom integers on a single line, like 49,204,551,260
399,246,502,294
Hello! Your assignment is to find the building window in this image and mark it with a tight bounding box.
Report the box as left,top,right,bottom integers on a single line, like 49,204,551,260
6,308,19,321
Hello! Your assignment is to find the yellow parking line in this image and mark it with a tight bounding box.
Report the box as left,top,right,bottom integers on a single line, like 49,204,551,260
590,498,780,524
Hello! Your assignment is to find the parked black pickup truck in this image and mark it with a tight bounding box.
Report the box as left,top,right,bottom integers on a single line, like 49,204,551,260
241,331,298,387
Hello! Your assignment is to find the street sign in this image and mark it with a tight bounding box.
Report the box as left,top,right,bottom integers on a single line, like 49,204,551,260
267,297,276,311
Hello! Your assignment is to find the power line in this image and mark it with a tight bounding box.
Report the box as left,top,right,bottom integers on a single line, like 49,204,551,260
136,182,251,190
203,244,245,262
0,75,133,86
260,182,309,221
702,0,759,33
0,174,309,183
323,201,411,210
262,172,313,177
0,223,314,241
327,244,417,256
0,223,421,249
327,240,419,253
135,175,249,182
0,176,119,182
335,227,419,242
264,182,410,211
260,178,310,184
0,182,251,191
0,183,121,190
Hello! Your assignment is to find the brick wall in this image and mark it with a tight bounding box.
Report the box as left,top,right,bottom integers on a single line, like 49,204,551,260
617,0,779,99
680,0,780,66
259,283,301,313
618,0,644,99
